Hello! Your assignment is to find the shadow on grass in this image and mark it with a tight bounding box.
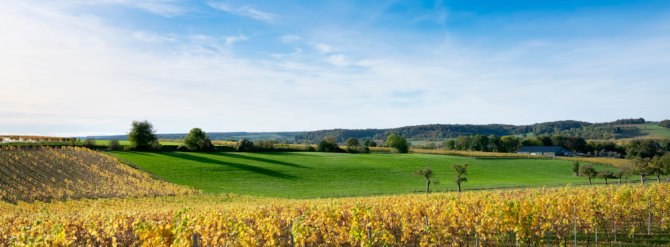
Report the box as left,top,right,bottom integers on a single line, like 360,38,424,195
162,152,298,180
212,152,309,169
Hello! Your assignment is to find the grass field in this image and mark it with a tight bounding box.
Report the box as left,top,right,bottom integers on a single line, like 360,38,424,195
109,152,621,198
634,123,670,138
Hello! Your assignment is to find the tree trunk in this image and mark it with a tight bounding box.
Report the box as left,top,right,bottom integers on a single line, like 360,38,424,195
588,177,592,185
426,180,431,193
457,182,461,193
641,175,645,184
657,175,661,183
618,177,622,184
604,178,608,184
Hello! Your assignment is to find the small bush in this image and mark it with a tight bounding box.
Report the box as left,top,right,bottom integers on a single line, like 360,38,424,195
107,140,122,151
317,136,342,153
83,139,96,149
236,138,255,152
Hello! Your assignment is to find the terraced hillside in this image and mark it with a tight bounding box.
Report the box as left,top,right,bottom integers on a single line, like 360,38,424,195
0,147,195,203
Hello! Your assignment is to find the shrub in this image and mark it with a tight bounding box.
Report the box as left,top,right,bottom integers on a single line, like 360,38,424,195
83,139,96,149
107,140,122,151
385,133,409,153
236,138,255,152
660,120,670,128
317,136,342,153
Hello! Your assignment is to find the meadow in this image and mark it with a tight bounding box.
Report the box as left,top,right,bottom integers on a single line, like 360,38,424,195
109,151,620,198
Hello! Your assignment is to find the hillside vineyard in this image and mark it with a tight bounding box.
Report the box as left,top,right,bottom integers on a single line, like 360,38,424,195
0,146,195,203
1,184,668,246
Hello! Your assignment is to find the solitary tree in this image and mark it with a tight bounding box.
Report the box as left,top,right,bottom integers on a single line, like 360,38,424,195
183,128,213,151
615,167,630,184
580,165,598,185
633,157,651,184
128,120,159,151
597,170,615,184
385,133,409,153
572,162,580,176
363,139,377,147
453,163,468,192
416,167,439,193
649,155,669,182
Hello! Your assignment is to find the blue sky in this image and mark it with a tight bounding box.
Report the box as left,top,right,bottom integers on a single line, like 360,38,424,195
1,0,669,136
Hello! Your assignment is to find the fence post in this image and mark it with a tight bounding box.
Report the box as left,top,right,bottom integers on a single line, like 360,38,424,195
595,225,598,247
614,221,616,244
192,233,199,247
647,197,652,235
545,231,550,247
573,204,577,247
289,221,295,247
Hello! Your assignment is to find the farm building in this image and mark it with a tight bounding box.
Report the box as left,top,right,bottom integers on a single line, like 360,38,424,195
517,146,568,157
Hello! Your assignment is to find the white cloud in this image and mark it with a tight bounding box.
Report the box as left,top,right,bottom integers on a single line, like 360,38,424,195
133,31,176,43
224,34,248,46
280,35,301,43
315,43,332,53
67,0,190,17
326,54,350,66
207,2,275,21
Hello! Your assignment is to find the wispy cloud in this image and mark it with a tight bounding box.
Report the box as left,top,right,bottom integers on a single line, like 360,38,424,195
207,2,276,21
280,35,301,43
1,1,669,135
224,34,248,46
326,54,350,66
314,43,332,53
73,0,190,17
133,31,176,43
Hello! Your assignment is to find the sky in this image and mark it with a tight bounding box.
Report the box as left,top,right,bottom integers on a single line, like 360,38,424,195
1,0,669,136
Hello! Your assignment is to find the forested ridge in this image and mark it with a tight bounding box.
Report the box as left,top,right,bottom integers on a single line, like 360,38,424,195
297,118,653,142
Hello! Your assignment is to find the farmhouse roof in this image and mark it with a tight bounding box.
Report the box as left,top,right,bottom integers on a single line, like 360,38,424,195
518,146,565,153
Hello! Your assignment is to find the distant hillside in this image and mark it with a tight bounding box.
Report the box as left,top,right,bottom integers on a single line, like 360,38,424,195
0,146,195,203
82,118,669,143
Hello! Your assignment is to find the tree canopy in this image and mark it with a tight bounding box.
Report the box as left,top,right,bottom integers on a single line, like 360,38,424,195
385,133,409,153
128,120,159,151
183,128,213,151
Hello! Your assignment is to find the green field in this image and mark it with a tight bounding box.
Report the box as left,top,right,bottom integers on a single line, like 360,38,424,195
634,123,670,138
110,152,620,198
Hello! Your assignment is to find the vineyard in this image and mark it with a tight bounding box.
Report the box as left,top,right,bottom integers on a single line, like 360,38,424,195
0,146,196,203
0,184,668,246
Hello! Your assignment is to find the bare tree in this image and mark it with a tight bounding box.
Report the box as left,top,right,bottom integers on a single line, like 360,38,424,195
579,165,597,185
597,170,615,184
416,167,439,193
453,164,468,192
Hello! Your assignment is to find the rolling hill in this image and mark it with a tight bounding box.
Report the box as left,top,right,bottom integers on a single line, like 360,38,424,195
109,151,619,198
0,146,195,203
